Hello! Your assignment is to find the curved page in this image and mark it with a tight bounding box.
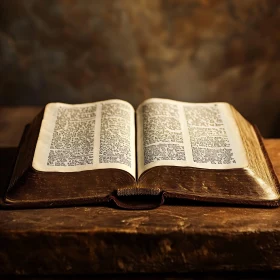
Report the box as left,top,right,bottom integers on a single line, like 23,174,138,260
33,100,136,178
137,98,248,177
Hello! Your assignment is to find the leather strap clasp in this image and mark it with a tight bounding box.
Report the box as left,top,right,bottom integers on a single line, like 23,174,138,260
108,188,165,210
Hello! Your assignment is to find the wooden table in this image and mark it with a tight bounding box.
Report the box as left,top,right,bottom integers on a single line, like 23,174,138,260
1,107,280,277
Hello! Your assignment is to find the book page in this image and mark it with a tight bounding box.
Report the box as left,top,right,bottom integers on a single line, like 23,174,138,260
32,100,136,177
137,98,248,177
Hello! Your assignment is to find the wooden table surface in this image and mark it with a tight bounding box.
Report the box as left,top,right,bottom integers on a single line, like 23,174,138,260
0,107,280,276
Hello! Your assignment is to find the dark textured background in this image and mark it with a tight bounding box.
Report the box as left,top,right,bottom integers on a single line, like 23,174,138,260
0,0,279,137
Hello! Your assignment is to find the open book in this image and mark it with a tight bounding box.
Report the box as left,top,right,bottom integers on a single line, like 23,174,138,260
2,98,279,209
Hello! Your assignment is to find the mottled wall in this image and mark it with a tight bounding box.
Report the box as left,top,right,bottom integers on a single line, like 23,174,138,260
0,0,280,136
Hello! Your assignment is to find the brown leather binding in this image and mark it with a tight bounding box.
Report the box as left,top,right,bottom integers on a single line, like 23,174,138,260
2,112,136,209
138,125,280,207
1,111,279,209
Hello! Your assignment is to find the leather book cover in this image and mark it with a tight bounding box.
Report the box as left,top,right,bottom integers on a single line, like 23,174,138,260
1,109,279,210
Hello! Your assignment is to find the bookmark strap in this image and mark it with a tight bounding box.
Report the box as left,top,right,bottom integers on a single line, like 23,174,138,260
116,187,161,196
108,188,165,210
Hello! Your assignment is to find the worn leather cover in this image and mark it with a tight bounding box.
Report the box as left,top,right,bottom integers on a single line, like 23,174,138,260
1,110,136,209
138,125,280,207
1,110,279,210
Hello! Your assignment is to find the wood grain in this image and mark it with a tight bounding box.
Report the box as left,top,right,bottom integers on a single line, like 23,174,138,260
0,140,279,274
0,108,280,274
